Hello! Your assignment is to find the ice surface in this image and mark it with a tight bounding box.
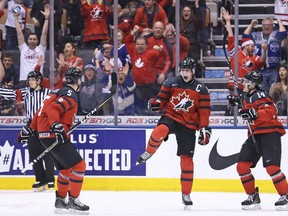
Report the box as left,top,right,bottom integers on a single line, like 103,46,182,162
1,190,288,215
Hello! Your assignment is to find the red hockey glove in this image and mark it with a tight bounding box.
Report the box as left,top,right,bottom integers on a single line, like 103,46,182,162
148,98,161,112
198,127,212,145
239,108,258,123
17,126,33,144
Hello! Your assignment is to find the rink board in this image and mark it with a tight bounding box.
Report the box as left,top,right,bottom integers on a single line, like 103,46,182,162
0,126,288,192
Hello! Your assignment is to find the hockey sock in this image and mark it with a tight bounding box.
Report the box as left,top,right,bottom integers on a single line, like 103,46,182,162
146,124,169,154
266,165,288,195
69,160,86,198
237,162,255,195
180,155,194,195
57,168,72,198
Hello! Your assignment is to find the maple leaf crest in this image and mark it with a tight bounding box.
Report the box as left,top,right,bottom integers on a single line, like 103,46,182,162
135,58,144,68
170,92,194,112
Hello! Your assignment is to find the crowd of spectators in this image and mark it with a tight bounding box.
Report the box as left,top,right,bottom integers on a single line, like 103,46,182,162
0,0,288,117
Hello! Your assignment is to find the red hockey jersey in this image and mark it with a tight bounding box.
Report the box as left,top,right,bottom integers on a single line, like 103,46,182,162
242,90,285,136
81,2,111,42
33,86,78,138
157,76,211,130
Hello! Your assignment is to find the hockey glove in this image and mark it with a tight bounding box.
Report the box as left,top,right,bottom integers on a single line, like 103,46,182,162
148,98,161,112
239,108,258,123
17,126,33,144
50,122,64,133
54,133,67,144
198,127,212,145
227,95,240,106
50,122,66,144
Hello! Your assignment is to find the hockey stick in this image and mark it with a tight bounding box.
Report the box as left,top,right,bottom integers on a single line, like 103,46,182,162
21,72,118,174
223,31,258,151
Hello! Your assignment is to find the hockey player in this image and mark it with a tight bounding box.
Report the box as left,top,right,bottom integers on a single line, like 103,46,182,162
0,70,54,191
227,71,288,211
136,57,212,210
30,67,89,214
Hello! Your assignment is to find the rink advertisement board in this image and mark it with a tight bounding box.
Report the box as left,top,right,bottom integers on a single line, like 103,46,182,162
0,116,287,127
0,129,146,176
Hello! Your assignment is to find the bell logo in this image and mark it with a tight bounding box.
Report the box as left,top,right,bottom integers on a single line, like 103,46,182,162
0,141,14,173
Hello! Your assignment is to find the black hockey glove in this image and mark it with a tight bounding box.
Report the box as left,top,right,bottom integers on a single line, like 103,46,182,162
148,98,161,112
227,95,240,106
50,122,66,144
17,126,33,144
239,108,258,123
198,127,212,145
50,122,64,133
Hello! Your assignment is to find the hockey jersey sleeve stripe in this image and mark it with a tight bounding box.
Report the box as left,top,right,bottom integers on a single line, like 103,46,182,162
55,96,73,113
199,106,211,110
199,98,210,102
56,100,67,112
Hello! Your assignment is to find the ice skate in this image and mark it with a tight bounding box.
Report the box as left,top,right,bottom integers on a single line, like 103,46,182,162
68,196,89,215
241,187,261,210
136,151,153,165
32,181,46,192
182,194,193,210
275,194,288,211
47,182,55,191
54,191,69,214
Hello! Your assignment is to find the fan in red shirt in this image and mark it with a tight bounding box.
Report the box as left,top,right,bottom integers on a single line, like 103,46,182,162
133,0,168,34
56,42,83,81
125,25,162,114
80,0,111,49
146,21,173,84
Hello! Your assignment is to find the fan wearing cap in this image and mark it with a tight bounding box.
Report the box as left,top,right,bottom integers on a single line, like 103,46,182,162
78,63,105,115
222,10,267,92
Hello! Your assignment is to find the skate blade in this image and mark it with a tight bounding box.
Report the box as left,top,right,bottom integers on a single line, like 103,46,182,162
242,203,261,210
69,209,90,215
33,186,46,192
276,204,288,211
54,208,69,214
184,205,192,211
47,188,54,192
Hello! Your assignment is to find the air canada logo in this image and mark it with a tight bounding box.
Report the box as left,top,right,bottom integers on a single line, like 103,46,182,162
171,92,193,112
209,139,240,170
0,141,14,173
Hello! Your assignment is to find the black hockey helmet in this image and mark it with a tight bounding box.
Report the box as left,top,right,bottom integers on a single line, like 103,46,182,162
65,67,82,84
244,71,263,85
27,71,42,81
179,57,196,73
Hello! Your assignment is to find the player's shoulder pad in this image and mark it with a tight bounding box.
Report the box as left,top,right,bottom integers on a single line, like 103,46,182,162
57,86,78,103
163,76,179,87
193,79,209,94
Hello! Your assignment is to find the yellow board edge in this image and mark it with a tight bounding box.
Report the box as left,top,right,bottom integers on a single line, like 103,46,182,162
0,177,277,193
